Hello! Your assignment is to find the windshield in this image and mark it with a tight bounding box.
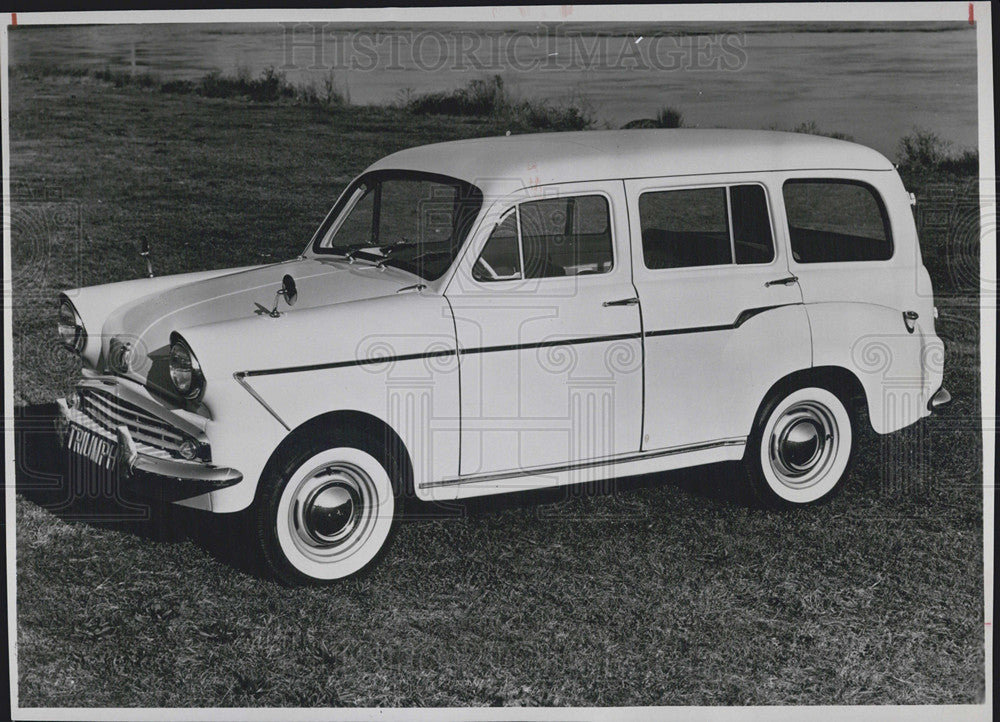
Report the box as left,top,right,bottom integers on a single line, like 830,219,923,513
311,170,483,282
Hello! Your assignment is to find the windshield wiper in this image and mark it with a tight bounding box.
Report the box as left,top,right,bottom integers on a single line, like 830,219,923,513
344,248,386,266
337,238,411,263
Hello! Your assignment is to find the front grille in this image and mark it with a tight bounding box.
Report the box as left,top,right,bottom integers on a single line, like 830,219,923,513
78,387,191,458
63,404,177,461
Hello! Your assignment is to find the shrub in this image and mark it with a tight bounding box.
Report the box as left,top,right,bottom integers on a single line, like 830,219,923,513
196,67,295,102
939,148,979,176
621,106,683,130
405,75,593,131
12,63,90,79
790,121,854,141
197,69,236,98
896,128,978,182
655,106,684,128
896,127,978,187
620,119,659,129
94,67,161,90
159,79,195,94
896,127,949,173
406,75,507,116
296,71,350,107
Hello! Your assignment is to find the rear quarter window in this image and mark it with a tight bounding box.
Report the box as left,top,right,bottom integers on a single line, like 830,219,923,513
782,180,893,263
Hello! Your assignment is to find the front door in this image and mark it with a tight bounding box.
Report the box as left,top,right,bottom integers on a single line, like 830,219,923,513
624,174,812,451
446,181,643,477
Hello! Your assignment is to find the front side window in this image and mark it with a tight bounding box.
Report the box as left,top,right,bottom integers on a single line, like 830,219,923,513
312,171,483,281
519,195,613,278
473,194,614,282
782,180,893,263
639,184,774,270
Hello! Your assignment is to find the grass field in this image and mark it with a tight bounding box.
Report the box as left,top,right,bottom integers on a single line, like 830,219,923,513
7,70,986,707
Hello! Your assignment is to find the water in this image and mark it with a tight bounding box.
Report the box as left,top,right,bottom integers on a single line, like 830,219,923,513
8,22,978,157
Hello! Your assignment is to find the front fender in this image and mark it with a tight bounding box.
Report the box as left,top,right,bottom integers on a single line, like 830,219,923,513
177,292,461,507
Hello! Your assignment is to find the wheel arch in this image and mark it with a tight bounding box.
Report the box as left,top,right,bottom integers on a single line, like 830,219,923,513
752,365,870,433
257,409,416,501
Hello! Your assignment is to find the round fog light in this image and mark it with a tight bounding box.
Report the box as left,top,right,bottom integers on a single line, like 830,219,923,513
179,439,199,461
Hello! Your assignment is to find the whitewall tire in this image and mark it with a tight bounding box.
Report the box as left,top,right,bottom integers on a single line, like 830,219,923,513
745,386,854,507
255,428,403,584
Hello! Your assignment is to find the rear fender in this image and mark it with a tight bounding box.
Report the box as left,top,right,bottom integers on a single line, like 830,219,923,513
809,302,943,434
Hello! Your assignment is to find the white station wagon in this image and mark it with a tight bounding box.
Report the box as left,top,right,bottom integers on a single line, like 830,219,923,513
55,129,949,584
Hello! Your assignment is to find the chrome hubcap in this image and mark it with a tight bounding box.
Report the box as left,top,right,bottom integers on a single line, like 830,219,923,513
289,463,378,560
768,401,838,488
780,419,822,470
302,483,360,544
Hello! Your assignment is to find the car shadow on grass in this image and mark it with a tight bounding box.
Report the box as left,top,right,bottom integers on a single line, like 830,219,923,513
14,402,752,580
12,402,271,581
438,459,751,520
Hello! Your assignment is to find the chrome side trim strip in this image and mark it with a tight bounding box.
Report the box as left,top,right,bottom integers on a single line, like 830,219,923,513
238,348,456,378
421,436,746,489
460,332,641,357
233,373,291,431
234,333,640,379
645,303,801,339
236,305,802,379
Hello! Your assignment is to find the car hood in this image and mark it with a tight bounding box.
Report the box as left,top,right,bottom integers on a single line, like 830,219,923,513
102,257,419,385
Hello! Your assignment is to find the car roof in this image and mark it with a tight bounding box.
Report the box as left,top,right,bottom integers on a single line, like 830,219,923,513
366,129,895,197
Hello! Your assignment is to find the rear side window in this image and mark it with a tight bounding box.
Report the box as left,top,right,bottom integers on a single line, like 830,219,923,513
782,180,893,263
638,184,774,269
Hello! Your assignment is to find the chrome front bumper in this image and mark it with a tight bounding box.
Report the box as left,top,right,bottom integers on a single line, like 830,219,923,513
56,385,243,503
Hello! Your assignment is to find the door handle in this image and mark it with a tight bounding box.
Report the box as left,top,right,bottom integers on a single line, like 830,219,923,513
603,297,639,307
764,275,798,287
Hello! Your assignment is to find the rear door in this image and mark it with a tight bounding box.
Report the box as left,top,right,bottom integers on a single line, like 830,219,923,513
624,173,812,451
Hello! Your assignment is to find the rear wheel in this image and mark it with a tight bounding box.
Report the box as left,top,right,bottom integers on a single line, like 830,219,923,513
744,386,854,507
254,428,403,585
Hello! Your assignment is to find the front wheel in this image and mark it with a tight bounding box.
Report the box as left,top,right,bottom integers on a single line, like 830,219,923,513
744,386,855,507
254,429,402,585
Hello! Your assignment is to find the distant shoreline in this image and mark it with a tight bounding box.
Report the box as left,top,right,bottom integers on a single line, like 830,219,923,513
9,64,980,189
8,23,978,155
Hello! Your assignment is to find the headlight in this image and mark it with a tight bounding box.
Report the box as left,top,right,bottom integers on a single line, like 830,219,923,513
169,335,205,400
57,297,86,353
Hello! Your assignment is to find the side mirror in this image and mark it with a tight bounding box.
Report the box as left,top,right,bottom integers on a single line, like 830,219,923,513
256,274,300,317
281,274,297,307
